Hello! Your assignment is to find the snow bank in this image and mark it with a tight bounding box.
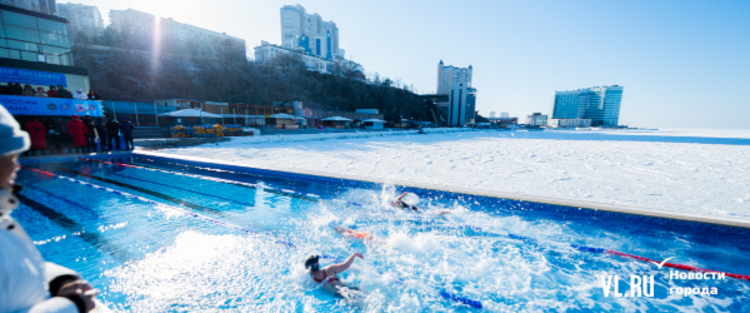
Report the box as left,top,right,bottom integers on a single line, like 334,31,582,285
224,130,420,145
422,127,477,134
156,129,750,219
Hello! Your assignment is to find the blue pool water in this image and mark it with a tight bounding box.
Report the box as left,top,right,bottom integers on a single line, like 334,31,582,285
13,156,750,312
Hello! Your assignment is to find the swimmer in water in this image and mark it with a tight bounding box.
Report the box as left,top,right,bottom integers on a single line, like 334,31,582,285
305,253,364,298
333,225,374,240
392,192,451,215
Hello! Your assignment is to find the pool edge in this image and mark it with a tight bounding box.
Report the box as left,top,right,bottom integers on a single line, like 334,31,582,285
132,150,750,231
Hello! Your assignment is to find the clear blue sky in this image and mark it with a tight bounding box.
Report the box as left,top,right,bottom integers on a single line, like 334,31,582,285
71,0,749,128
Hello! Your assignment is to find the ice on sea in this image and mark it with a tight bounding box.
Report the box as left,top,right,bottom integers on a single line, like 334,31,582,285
156,128,750,219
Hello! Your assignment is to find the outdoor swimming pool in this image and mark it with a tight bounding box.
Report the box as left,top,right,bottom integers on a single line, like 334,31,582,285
14,155,750,312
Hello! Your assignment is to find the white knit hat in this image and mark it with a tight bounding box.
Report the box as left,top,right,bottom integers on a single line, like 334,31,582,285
0,106,30,156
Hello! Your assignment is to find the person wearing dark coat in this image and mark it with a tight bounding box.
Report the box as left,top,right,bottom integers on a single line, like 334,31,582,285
105,118,120,150
43,118,57,133
23,117,46,156
56,84,72,99
87,90,100,100
95,114,107,152
67,115,88,153
82,115,97,153
0,82,11,95
119,118,135,150
12,83,23,95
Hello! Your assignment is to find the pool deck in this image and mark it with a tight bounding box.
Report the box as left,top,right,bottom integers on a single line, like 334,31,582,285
133,150,750,231
19,151,133,161
18,149,750,231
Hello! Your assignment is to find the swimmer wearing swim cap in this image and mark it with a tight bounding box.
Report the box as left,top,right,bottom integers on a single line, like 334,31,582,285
305,253,364,298
392,192,451,215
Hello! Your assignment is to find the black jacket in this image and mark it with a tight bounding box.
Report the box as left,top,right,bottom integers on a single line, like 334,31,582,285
57,88,73,99
105,120,120,135
82,117,96,138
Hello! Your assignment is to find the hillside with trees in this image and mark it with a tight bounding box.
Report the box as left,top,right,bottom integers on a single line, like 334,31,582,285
72,27,441,122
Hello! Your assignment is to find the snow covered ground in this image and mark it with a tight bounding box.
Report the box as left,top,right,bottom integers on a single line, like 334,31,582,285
154,129,750,219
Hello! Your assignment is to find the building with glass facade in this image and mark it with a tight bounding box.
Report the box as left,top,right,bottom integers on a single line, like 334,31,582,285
526,112,548,126
550,85,623,126
0,0,56,15
0,4,90,98
280,4,340,61
447,81,476,126
0,3,72,65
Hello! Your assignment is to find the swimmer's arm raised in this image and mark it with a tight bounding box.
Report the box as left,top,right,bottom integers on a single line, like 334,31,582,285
395,192,408,201
325,252,364,274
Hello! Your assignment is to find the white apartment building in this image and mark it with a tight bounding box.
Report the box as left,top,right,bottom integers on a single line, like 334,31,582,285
280,4,340,60
57,2,103,42
109,9,246,59
254,41,362,74
437,60,472,95
0,0,56,15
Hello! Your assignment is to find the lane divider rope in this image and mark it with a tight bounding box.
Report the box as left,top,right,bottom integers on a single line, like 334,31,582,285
77,158,750,282
22,166,484,309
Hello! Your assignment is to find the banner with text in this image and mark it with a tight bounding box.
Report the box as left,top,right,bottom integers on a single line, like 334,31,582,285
0,66,67,87
0,95,103,117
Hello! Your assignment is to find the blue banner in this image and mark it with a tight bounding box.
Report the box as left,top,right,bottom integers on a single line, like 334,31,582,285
0,95,103,117
102,100,178,115
0,66,67,87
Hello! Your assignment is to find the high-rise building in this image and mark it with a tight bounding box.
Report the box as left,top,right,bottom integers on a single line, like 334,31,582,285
550,85,624,126
109,9,246,60
500,112,509,118
490,111,495,118
280,5,339,60
0,0,55,15
447,81,476,126
56,3,103,42
436,60,472,95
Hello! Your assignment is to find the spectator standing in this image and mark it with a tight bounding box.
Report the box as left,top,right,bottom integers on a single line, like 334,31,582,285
46,85,59,98
95,114,107,152
23,117,46,156
119,118,135,150
82,114,97,153
105,118,120,150
0,106,99,313
12,83,23,95
66,115,88,153
73,89,88,100
0,82,11,95
87,89,100,100
56,85,72,99
34,87,47,97
43,117,57,133
22,85,34,96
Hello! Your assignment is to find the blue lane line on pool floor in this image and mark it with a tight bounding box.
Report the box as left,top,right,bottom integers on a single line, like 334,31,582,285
24,166,484,309
76,159,750,283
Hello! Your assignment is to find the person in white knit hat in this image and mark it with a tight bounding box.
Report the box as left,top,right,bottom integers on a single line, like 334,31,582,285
0,105,99,313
